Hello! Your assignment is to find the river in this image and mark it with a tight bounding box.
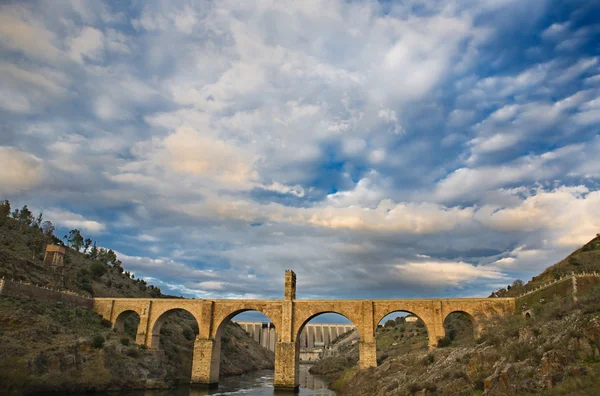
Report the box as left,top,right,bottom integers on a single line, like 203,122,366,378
84,366,335,396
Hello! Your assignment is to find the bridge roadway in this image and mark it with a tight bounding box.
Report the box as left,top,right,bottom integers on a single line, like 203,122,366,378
94,270,515,392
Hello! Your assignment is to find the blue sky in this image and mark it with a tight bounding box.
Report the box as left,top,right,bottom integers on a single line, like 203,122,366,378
1,0,600,305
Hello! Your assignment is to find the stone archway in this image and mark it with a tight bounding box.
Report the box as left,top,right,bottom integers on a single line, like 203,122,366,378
376,310,430,363
113,309,141,339
149,308,200,350
210,309,278,383
442,311,475,345
294,311,360,390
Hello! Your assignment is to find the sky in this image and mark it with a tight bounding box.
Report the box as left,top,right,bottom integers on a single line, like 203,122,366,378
1,0,600,308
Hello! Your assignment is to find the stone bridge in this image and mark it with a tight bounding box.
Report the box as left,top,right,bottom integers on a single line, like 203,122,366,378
93,270,515,392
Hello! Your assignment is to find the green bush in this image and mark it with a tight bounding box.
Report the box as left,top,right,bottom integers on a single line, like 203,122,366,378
120,337,130,346
90,262,107,279
125,347,140,358
437,336,451,347
100,318,112,328
92,334,105,349
76,268,93,293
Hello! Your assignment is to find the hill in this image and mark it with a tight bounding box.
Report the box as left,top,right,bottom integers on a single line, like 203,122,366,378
493,235,600,298
326,237,600,395
0,204,273,394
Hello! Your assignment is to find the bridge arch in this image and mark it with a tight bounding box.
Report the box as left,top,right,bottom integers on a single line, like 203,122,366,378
211,303,282,339
113,309,140,336
376,309,430,338
296,311,360,342
209,308,278,383
375,310,430,363
293,303,363,344
149,308,200,350
442,310,475,344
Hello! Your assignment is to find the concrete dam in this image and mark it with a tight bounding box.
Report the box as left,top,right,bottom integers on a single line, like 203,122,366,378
234,321,355,353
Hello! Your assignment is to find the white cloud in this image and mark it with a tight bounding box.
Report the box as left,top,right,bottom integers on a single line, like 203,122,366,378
160,126,257,186
394,260,507,287
69,26,104,63
435,144,583,202
0,7,63,63
0,147,44,194
479,186,600,248
44,208,106,234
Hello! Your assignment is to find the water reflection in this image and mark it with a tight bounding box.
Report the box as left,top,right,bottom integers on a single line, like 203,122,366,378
79,368,334,396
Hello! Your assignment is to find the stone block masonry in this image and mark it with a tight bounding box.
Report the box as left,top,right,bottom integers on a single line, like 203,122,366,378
94,270,516,392
0,278,93,308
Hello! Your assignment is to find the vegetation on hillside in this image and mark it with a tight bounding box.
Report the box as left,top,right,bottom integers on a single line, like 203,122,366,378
0,200,159,298
310,315,458,382
491,235,600,299
332,283,600,395
0,200,274,394
323,238,600,395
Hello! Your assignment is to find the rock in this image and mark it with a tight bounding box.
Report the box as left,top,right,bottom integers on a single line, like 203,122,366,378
568,366,587,377
519,327,534,342
540,350,570,376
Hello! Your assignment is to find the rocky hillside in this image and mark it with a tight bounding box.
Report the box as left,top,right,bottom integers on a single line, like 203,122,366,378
333,284,600,395
495,235,600,298
325,238,600,395
310,316,435,382
0,216,160,298
0,212,273,395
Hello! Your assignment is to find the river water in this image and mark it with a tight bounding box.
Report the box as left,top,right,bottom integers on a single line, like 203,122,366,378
86,366,335,396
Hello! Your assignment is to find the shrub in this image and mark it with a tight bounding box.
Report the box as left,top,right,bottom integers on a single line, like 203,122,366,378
437,336,452,347
76,268,92,293
90,262,107,279
120,337,130,346
408,382,437,394
92,335,105,349
125,347,140,358
422,353,435,366
182,327,194,341
100,318,112,328
377,353,389,365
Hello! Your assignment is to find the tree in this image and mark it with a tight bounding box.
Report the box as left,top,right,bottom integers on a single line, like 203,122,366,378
512,279,524,288
33,212,43,228
83,238,92,253
18,205,34,227
90,242,98,259
107,249,117,265
41,221,55,236
11,208,19,219
0,200,10,225
97,248,108,263
67,229,84,251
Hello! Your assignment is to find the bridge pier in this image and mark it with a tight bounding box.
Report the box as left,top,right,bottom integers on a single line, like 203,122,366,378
359,341,377,368
191,337,220,387
274,341,299,392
